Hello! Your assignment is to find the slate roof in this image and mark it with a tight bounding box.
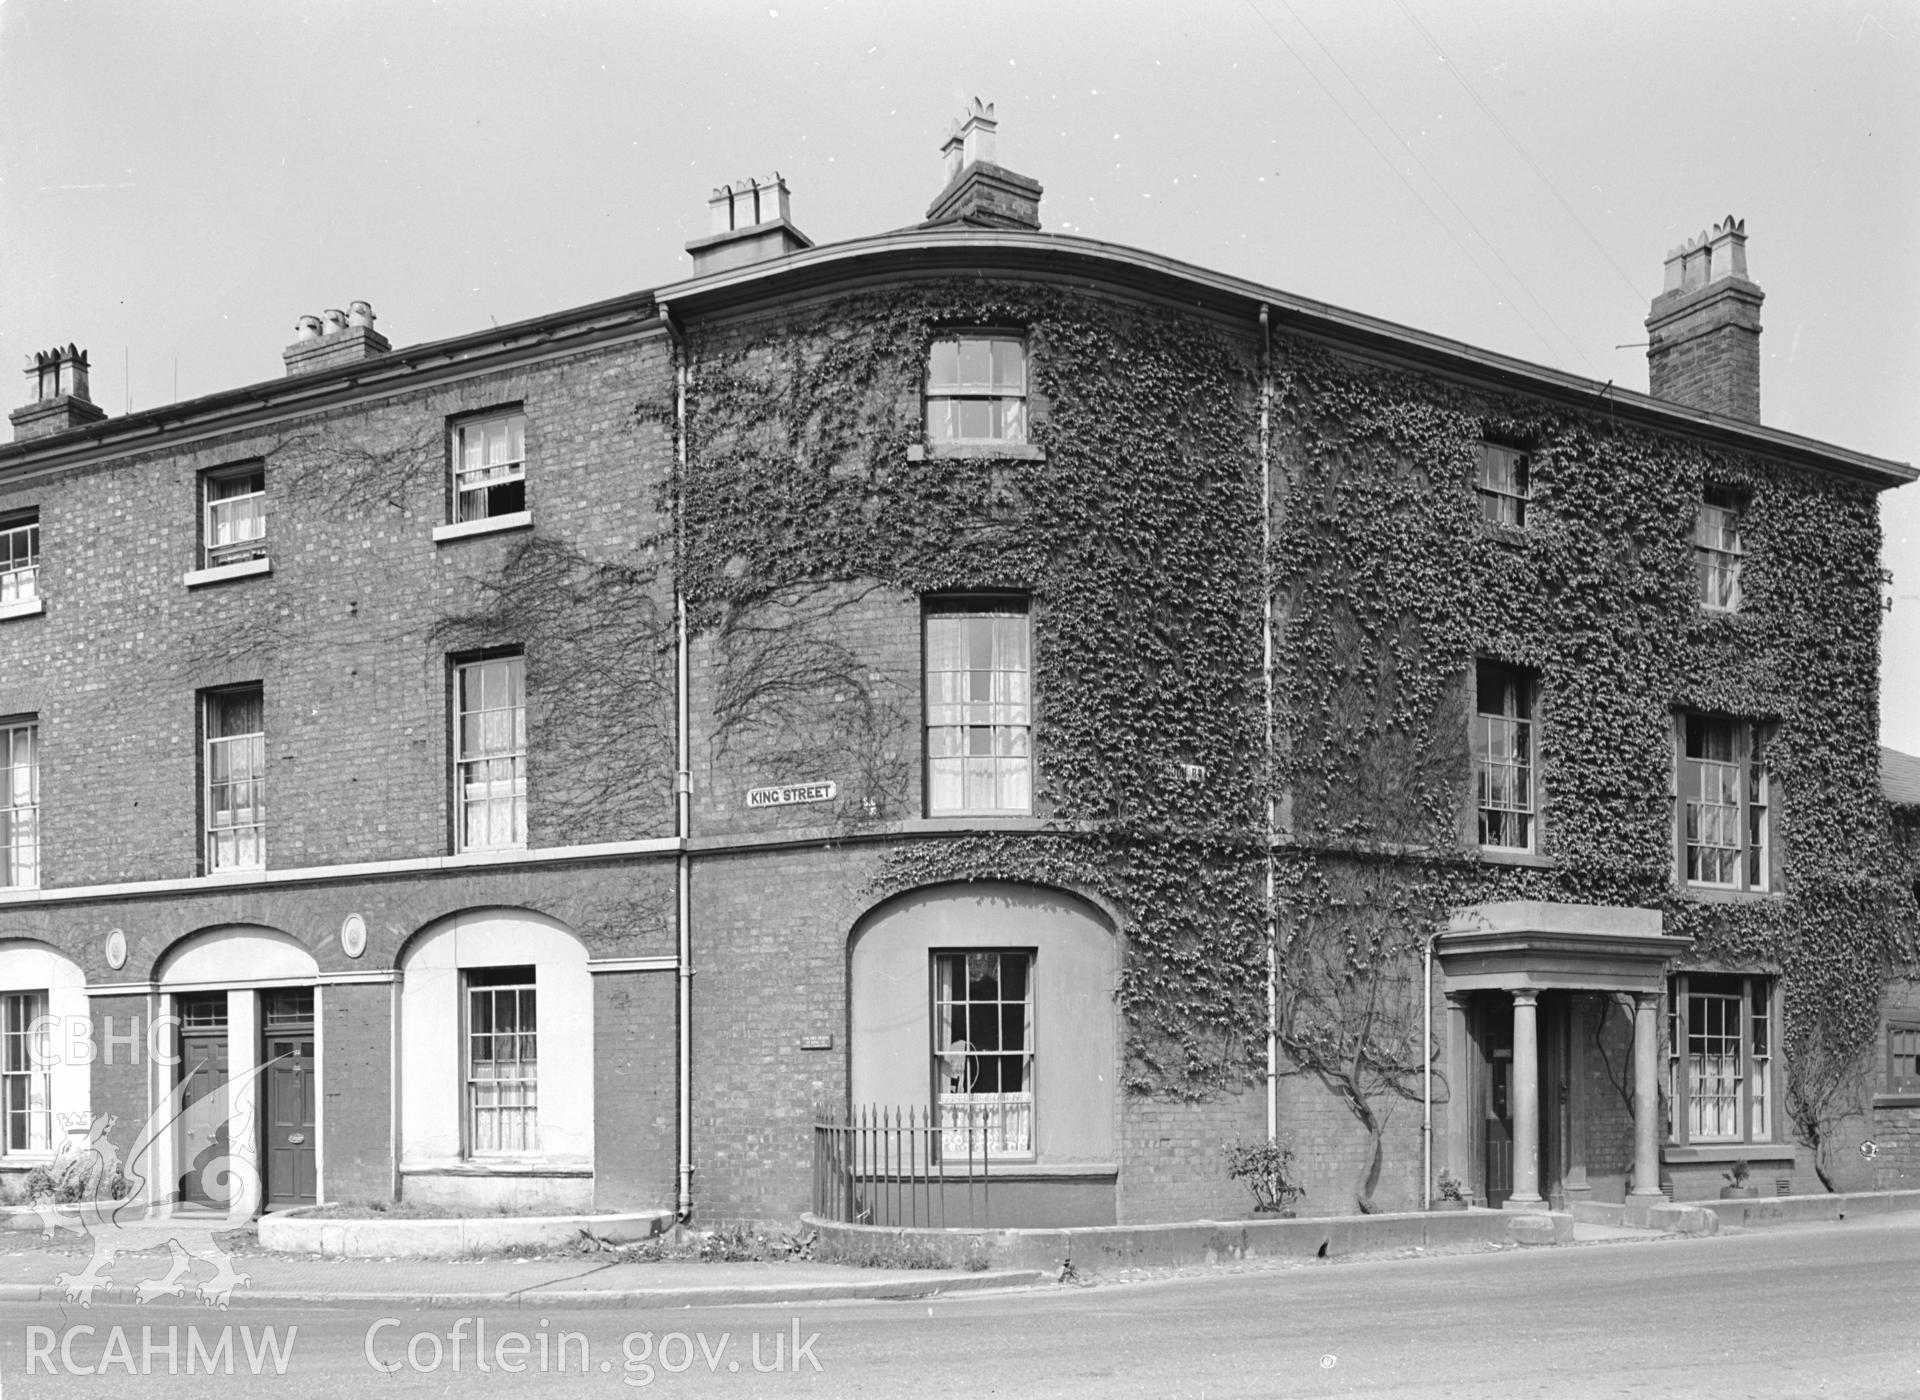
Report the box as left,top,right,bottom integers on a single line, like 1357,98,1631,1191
1882,746,1920,808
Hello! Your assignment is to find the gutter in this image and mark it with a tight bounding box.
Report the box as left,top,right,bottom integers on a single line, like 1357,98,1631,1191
652,230,1915,490
660,300,695,1223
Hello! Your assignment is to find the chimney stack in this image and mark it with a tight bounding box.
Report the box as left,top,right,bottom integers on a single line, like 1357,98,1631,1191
685,172,813,275
283,300,390,376
10,345,107,443
1645,216,1763,422
923,99,1042,233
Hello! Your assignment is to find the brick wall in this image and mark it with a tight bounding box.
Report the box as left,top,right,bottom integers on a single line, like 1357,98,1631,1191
88,994,150,1171
320,981,393,1202
0,337,675,889
592,968,677,1210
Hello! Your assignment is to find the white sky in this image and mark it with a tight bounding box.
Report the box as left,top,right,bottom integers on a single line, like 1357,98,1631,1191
3,0,1916,746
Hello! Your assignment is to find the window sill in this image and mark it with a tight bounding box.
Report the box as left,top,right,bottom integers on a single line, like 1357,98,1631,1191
917,813,1041,828
1476,847,1555,868
433,511,532,544
1677,884,1777,905
1660,1144,1792,1164
0,597,44,621
184,557,271,589
909,442,1045,462
914,1161,1117,1181
1477,520,1528,543
401,1159,592,1178
1873,1094,1920,1109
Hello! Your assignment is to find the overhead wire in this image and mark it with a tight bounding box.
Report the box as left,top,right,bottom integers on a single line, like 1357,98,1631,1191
1260,0,1600,376
1391,0,1650,310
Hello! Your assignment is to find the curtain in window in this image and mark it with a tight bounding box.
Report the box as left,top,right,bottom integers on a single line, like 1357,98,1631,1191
206,690,265,870
926,611,1031,815
1474,664,1533,848
1,992,50,1154
933,951,1033,1156
458,657,527,851
1,724,35,889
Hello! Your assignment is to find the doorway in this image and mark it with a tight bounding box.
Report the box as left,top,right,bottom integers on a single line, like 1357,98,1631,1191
261,989,317,1208
1473,991,1563,1207
176,993,231,1209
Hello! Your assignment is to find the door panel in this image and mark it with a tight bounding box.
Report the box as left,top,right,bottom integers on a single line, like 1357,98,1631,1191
179,1032,231,1208
264,1034,316,1207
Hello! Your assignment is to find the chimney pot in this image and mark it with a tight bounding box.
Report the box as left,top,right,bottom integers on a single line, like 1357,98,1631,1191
284,305,391,376
686,172,811,273
923,99,1042,232
10,343,105,442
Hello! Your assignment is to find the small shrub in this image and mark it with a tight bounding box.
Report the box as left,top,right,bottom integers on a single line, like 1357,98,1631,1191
1436,1168,1467,1203
1224,1138,1305,1214
1723,1160,1752,1188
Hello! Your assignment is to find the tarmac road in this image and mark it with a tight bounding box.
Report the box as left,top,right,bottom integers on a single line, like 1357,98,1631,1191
0,1214,1913,1398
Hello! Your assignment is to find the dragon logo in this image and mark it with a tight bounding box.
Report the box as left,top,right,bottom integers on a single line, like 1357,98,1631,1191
28,1056,279,1309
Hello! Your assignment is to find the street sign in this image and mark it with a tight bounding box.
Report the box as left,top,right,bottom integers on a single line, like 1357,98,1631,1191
746,781,837,808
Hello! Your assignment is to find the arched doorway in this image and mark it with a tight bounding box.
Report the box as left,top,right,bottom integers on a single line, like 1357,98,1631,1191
155,926,320,1216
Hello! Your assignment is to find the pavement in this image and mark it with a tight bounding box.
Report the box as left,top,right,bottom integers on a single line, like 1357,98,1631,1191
0,1211,1692,1311
0,1235,1047,1309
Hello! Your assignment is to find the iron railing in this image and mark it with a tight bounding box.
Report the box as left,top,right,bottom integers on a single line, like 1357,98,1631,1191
812,1104,1008,1228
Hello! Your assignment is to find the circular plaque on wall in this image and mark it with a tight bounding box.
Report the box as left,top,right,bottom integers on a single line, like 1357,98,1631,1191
104,929,127,971
340,913,367,959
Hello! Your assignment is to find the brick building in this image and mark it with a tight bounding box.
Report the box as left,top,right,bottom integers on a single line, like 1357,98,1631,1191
0,105,1913,1226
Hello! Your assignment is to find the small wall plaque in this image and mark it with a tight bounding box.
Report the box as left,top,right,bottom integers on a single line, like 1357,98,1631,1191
340,913,367,959
747,781,837,809
104,929,127,971
799,1035,834,1051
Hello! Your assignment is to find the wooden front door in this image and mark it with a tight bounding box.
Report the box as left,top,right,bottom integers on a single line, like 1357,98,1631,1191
262,989,317,1208
1483,1003,1514,1207
177,994,231,1209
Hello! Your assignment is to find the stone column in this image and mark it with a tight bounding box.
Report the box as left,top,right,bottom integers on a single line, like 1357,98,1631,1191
1444,993,1473,1200
1627,991,1666,1204
1507,988,1545,1209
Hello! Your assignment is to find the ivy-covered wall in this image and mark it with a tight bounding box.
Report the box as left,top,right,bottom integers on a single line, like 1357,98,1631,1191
680,280,1271,1101
1271,334,1917,1202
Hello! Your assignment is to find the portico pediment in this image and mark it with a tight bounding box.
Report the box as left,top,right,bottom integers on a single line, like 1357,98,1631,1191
1438,900,1688,995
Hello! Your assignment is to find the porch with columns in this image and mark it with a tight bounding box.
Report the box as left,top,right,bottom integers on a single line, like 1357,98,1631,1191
1438,901,1689,1212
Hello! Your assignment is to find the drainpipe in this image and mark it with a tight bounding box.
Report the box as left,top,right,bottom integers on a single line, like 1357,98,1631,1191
1423,927,1438,1210
661,300,695,1223
1260,303,1277,1143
